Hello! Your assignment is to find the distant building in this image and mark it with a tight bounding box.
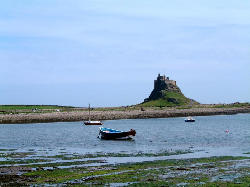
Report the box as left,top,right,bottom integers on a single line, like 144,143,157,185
154,73,177,91
144,73,181,102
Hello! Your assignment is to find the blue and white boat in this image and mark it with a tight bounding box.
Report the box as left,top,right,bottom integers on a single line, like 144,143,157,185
98,127,136,140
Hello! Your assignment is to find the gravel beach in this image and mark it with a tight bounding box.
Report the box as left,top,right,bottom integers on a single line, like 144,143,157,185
0,107,249,124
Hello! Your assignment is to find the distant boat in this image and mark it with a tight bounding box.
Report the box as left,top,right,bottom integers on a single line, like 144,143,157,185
84,104,103,125
98,127,136,140
84,120,103,125
185,116,195,122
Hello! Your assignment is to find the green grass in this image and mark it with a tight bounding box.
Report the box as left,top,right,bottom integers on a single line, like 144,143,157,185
212,102,250,108
0,105,77,114
1,102,248,114
0,105,74,111
140,91,194,107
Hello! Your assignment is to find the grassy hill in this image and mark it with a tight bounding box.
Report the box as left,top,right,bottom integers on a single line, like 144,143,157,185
140,91,197,107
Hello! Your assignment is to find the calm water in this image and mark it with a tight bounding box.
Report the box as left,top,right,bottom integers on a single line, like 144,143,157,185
0,114,249,157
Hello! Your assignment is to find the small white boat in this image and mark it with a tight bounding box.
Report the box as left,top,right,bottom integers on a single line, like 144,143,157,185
185,116,195,122
83,104,103,125
84,120,103,125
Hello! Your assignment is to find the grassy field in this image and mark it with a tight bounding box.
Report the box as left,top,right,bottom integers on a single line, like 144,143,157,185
211,102,250,108
0,105,75,110
0,105,77,114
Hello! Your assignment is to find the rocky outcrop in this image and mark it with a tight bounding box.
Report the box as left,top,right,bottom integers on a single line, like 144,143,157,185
143,74,197,106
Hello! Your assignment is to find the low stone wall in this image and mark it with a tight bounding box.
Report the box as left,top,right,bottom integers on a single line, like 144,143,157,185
0,107,250,124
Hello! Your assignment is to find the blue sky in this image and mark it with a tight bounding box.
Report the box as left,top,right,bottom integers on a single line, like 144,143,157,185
0,0,249,107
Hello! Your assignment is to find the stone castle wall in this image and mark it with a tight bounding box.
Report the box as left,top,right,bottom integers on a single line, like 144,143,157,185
154,74,176,88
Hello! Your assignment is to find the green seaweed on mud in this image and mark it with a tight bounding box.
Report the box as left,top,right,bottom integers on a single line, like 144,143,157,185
25,168,81,183
0,149,17,152
25,167,119,184
243,152,250,154
28,159,105,168
41,150,192,160
2,156,250,186
0,159,48,165
201,176,250,187
0,151,35,158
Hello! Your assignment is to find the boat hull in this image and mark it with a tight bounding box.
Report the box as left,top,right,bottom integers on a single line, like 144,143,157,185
84,121,103,125
99,131,131,140
99,127,136,140
185,119,195,122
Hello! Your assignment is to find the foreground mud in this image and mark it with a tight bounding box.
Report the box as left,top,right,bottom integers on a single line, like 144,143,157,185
0,107,250,124
0,149,249,186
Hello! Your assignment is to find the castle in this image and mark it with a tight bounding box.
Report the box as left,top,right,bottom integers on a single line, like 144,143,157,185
144,74,181,102
154,74,176,90
142,73,198,106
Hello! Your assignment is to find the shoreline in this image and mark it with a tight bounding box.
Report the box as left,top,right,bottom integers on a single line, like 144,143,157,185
0,107,250,124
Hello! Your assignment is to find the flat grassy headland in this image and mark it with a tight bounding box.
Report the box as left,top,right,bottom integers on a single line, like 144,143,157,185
0,105,77,114
0,149,249,186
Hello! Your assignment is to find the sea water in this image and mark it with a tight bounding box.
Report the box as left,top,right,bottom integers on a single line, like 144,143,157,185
0,113,249,157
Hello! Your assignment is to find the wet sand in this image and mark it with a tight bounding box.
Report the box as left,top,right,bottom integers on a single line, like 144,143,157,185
0,107,249,124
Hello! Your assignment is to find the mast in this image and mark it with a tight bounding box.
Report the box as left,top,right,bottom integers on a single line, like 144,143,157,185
88,104,90,121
